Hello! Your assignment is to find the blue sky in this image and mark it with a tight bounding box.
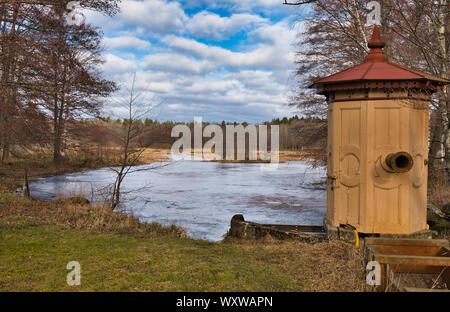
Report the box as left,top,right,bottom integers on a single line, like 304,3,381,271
84,0,307,123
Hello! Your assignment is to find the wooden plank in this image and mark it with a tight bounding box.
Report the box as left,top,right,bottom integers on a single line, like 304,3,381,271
389,264,445,274
439,246,450,257
366,246,381,260
374,254,450,266
365,238,449,247
370,245,441,257
380,263,387,291
366,240,450,291
440,247,450,290
404,287,450,293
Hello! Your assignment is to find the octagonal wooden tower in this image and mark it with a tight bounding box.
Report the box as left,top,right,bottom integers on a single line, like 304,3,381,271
311,26,450,235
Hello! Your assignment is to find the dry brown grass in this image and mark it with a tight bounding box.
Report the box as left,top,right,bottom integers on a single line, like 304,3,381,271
0,194,378,292
184,149,316,163
138,148,170,162
224,235,374,292
0,194,186,237
0,148,172,194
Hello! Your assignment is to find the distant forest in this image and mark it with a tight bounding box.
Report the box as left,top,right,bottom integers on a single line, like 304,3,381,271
54,116,327,162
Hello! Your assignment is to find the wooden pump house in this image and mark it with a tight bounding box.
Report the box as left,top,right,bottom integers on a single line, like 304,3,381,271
311,26,450,235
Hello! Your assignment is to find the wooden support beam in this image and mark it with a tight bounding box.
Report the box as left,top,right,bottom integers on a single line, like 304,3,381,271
374,254,450,266
404,287,450,292
365,238,449,247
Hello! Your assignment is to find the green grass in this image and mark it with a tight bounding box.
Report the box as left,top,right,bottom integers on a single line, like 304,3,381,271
0,222,307,292
0,193,370,292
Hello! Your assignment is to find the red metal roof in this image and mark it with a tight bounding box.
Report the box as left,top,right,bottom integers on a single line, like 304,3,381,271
312,25,450,87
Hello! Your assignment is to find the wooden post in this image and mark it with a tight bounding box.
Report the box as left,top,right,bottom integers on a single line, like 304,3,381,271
22,168,30,198
380,263,387,291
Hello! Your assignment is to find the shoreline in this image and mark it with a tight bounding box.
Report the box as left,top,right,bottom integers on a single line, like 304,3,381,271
3,148,321,203
0,190,371,292
0,149,443,292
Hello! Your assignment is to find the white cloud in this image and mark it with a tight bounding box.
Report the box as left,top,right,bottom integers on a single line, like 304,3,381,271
163,20,296,71
186,11,267,40
85,1,298,122
112,66,295,123
121,0,187,34
103,36,151,51
141,52,216,74
187,0,287,12
183,78,241,94
102,54,137,75
84,0,188,36
228,0,286,10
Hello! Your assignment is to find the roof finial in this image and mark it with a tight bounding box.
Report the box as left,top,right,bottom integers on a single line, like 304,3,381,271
366,25,388,62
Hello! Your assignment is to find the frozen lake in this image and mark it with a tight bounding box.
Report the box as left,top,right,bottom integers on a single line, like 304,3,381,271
29,157,327,241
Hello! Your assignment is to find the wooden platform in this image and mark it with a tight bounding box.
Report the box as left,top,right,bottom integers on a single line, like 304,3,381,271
365,238,450,291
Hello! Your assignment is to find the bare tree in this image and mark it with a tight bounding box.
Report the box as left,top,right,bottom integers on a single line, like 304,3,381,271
0,0,121,162
31,5,118,162
286,0,372,162
288,0,450,180
381,0,449,179
288,0,371,117
108,75,161,211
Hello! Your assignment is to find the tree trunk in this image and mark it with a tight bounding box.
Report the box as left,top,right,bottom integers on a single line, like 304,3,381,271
0,3,19,164
1,143,10,163
53,133,62,163
429,110,442,159
441,99,450,180
437,0,449,181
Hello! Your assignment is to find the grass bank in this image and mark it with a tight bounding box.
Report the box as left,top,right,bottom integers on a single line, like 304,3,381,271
1,150,448,291
0,194,371,292
0,148,170,190
0,148,312,193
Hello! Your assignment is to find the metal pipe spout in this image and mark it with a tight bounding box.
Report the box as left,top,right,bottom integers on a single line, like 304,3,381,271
385,152,414,173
